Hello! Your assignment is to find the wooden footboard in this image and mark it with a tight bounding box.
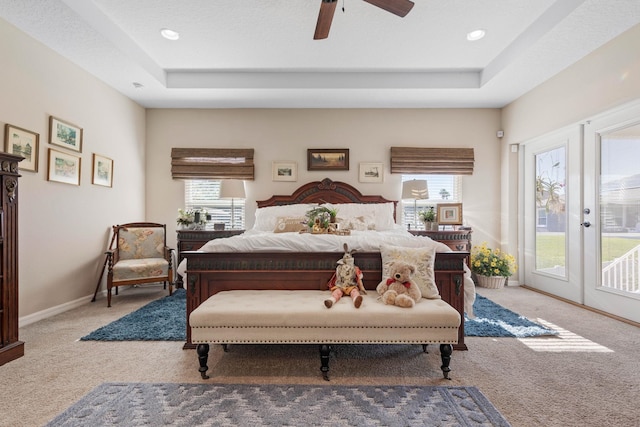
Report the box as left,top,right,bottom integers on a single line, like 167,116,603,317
183,251,468,350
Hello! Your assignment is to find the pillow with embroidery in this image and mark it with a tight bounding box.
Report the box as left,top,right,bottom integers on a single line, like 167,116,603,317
273,216,306,233
380,244,440,299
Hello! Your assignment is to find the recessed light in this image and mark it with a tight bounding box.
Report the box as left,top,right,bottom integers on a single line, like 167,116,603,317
160,28,180,41
466,29,486,41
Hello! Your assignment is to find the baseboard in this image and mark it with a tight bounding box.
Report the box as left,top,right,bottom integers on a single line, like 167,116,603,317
521,285,640,328
19,293,99,328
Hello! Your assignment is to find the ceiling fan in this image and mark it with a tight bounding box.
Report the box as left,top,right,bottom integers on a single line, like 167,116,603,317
314,0,415,40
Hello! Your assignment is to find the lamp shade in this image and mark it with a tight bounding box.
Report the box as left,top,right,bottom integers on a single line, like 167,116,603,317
219,180,246,199
401,179,428,200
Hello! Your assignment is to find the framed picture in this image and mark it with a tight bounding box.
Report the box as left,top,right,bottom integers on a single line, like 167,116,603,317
4,124,39,172
437,203,463,225
92,153,113,187
307,149,349,171
49,116,83,153
272,161,297,181
47,148,81,186
358,162,383,183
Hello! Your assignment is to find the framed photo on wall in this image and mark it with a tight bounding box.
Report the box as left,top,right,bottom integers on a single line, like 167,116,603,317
307,149,349,171
358,162,383,183
272,161,297,181
4,124,39,172
437,203,463,225
47,148,81,186
92,153,113,187
49,116,83,153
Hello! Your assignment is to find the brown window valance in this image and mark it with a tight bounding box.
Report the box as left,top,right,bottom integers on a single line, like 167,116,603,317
171,148,254,180
390,147,474,175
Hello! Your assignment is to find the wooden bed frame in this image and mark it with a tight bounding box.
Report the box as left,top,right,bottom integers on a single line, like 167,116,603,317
182,178,468,350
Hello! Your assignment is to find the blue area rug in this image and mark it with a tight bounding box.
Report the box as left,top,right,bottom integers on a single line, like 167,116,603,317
80,289,186,341
80,288,554,341
45,383,511,426
465,295,557,338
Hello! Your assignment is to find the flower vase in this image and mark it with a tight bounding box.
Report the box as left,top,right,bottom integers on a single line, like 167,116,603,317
425,222,438,231
476,275,506,289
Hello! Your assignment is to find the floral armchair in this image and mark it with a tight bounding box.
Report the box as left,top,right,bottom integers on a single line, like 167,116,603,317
105,222,174,307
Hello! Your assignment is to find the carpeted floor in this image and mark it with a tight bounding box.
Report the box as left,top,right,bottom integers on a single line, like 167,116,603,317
45,382,511,427
80,289,555,341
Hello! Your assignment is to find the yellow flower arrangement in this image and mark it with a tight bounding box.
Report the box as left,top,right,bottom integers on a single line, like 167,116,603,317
471,242,517,277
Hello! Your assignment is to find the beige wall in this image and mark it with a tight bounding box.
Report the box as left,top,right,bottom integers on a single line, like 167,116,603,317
500,23,640,282
146,108,503,251
7,14,639,321
0,18,147,320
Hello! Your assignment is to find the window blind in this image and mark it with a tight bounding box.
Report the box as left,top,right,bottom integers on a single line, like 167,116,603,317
171,148,254,180
390,147,474,175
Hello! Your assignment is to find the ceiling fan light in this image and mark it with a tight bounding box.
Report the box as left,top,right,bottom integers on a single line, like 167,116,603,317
466,29,486,41
160,28,180,41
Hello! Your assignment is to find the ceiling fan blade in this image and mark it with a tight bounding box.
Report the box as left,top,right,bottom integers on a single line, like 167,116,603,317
314,0,338,40
362,0,414,17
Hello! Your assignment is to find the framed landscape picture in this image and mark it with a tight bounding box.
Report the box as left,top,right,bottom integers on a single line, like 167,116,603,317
47,148,81,186
272,161,297,181
4,124,39,172
49,116,83,153
437,203,463,225
92,153,113,187
358,162,383,183
307,149,349,171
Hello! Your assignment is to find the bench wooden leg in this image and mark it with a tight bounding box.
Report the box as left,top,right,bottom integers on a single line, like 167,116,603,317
319,344,331,381
197,344,210,379
439,343,452,380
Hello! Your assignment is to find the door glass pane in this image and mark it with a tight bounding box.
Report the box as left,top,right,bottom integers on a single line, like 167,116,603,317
600,123,640,293
535,146,567,276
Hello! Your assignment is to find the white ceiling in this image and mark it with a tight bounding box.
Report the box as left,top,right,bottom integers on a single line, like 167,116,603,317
1,0,640,108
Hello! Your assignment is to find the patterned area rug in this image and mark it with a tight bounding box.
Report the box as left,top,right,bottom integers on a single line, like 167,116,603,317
80,289,554,341
45,383,511,427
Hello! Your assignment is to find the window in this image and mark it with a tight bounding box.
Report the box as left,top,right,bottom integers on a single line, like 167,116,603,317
184,180,245,230
401,174,461,229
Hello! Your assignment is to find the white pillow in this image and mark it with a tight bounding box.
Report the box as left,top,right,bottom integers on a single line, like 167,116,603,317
379,244,440,299
325,202,395,231
253,204,316,232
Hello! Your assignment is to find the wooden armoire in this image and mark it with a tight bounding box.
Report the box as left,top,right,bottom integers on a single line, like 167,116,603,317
0,153,23,366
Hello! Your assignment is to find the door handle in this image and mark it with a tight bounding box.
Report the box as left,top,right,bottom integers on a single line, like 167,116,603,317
581,221,591,228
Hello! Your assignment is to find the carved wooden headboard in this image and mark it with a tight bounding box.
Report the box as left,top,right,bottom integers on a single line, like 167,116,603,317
257,178,397,219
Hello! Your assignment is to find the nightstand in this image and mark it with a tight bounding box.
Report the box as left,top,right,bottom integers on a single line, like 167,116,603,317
409,228,473,252
175,229,245,288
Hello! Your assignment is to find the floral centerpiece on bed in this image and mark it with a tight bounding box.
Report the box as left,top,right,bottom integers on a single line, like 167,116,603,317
470,242,517,288
305,206,339,233
177,208,209,230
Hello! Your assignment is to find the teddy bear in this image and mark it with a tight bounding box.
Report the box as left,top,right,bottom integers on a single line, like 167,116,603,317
325,243,367,309
376,261,422,308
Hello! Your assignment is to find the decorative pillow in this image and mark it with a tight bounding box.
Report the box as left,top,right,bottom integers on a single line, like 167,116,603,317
379,244,440,299
324,203,395,231
253,203,316,232
339,215,376,231
273,216,306,233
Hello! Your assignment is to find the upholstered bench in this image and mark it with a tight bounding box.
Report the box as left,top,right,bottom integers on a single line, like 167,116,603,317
190,290,461,380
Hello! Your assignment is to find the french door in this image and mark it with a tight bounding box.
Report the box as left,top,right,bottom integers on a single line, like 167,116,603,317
522,101,640,324
522,127,583,303
583,104,640,324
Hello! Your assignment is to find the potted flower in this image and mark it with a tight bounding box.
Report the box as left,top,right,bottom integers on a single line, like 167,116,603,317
470,242,517,288
419,206,437,231
177,208,209,230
